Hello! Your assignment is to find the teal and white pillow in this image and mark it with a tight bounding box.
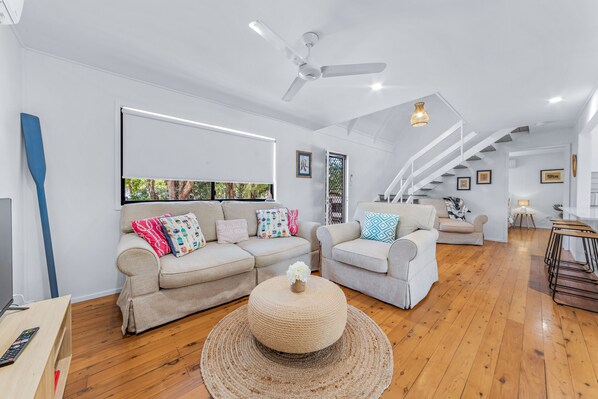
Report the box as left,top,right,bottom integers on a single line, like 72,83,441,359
360,211,400,243
256,208,290,239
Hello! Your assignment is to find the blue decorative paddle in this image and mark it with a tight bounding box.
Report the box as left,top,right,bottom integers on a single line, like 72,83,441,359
21,113,59,298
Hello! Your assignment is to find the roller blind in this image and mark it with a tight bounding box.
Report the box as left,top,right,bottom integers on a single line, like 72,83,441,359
121,107,276,184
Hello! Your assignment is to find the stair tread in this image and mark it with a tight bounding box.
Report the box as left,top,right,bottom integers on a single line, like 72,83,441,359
454,164,467,169
511,126,530,134
466,155,482,161
430,180,443,184
495,134,513,143
480,145,496,152
442,173,455,177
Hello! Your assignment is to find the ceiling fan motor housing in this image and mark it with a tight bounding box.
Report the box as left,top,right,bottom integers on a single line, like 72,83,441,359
298,63,322,81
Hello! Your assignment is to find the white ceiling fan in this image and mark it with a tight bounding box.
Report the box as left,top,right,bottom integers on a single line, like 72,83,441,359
249,20,387,102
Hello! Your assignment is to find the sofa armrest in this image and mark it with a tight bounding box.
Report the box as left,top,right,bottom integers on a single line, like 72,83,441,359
116,233,160,297
297,220,321,252
467,213,488,233
388,229,439,280
316,222,361,258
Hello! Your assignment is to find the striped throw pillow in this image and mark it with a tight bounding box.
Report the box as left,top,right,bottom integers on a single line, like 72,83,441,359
131,213,172,257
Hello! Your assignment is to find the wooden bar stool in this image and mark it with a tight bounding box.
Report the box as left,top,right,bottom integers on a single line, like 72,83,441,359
544,220,594,268
549,230,598,313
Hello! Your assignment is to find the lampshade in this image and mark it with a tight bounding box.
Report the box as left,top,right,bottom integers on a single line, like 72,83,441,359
410,102,429,127
518,199,530,206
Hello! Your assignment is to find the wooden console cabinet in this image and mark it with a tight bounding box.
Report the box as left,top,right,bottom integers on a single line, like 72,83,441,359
0,295,72,398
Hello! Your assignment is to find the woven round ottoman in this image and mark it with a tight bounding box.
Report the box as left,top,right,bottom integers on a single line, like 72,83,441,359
248,275,347,353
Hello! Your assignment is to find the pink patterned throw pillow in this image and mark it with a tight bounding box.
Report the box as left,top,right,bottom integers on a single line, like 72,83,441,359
131,213,172,257
287,209,299,236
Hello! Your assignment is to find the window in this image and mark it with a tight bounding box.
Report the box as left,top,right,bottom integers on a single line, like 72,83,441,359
120,107,276,204
123,178,273,203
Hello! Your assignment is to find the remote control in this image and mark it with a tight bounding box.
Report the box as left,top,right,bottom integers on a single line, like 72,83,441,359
0,327,39,367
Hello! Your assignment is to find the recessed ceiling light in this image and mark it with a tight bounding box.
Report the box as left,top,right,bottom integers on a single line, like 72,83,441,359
371,83,383,91
548,96,563,104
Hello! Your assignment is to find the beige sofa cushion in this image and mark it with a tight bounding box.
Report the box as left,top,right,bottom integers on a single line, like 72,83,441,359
120,201,224,242
332,238,391,273
236,236,310,268
416,198,449,218
353,202,436,238
221,201,283,236
159,242,254,289
438,218,475,233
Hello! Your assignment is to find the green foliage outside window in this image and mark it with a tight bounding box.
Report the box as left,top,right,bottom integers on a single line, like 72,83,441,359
123,179,271,202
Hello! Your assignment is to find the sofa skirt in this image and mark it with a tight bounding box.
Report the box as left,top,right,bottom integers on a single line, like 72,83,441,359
321,258,438,309
117,269,257,334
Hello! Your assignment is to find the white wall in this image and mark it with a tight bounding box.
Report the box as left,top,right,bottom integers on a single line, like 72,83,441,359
20,50,394,302
427,129,573,242
592,132,598,172
509,152,566,229
0,27,25,304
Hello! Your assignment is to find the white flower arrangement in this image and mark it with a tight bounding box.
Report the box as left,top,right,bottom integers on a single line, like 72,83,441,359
286,261,311,285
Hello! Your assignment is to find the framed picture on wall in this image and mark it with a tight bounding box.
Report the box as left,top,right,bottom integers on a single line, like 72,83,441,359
457,177,471,190
540,169,564,184
296,150,312,178
476,170,492,184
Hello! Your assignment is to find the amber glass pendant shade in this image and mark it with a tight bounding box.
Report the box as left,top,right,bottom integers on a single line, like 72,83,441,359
410,102,430,127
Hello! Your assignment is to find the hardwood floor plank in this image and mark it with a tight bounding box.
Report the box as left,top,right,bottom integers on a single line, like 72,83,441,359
575,310,598,382
518,288,547,399
541,294,576,398
557,306,598,398
460,251,521,398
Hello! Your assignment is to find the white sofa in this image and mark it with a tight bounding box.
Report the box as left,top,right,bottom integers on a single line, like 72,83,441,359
316,202,439,309
116,201,320,333
416,198,488,246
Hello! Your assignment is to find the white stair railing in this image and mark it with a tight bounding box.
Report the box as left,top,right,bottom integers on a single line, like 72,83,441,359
406,128,512,197
384,126,512,204
382,121,464,202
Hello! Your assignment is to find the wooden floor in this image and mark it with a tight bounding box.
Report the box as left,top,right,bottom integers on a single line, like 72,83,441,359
65,228,598,399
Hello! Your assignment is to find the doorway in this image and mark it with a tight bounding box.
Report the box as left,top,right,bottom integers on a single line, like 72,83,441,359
508,145,570,229
326,152,348,225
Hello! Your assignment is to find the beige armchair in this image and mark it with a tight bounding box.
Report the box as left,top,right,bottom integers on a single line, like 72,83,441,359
317,202,439,309
416,198,488,245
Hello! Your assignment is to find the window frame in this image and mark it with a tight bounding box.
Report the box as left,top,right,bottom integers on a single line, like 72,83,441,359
119,110,274,205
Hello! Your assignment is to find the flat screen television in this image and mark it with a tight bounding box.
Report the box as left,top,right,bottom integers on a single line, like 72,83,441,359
0,198,13,318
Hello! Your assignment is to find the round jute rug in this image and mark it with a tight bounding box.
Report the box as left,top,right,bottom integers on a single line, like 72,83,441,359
200,304,393,399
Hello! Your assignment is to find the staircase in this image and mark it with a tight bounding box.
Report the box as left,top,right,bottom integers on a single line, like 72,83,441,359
377,125,529,203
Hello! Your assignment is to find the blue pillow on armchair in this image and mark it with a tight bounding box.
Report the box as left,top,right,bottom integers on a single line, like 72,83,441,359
360,211,400,243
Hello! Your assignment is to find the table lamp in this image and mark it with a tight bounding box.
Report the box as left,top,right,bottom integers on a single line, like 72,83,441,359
518,199,529,208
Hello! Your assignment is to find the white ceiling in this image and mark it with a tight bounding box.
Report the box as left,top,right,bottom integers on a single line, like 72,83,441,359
14,0,598,131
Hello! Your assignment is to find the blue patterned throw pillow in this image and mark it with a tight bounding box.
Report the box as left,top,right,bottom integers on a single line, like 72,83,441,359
360,211,400,243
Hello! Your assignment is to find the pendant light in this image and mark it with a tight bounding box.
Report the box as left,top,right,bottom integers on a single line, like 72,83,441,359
410,102,429,127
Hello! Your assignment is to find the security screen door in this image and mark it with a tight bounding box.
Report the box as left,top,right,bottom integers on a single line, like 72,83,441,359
326,152,348,225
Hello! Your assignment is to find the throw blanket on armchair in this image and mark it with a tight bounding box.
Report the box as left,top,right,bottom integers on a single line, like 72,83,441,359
443,197,468,221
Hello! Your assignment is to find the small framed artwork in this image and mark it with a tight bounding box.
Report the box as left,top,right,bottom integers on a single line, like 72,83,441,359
296,150,312,178
476,170,492,184
457,177,471,191
540,169,564,184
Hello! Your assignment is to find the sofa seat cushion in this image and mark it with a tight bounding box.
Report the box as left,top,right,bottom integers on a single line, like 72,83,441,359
332,238,391,273
159,242,254,289
236,236,310,268
438,218,474,233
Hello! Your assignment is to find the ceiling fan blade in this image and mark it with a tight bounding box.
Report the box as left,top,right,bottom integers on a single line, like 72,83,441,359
282,77,306,102
249,20,307,66
321,63,387,78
